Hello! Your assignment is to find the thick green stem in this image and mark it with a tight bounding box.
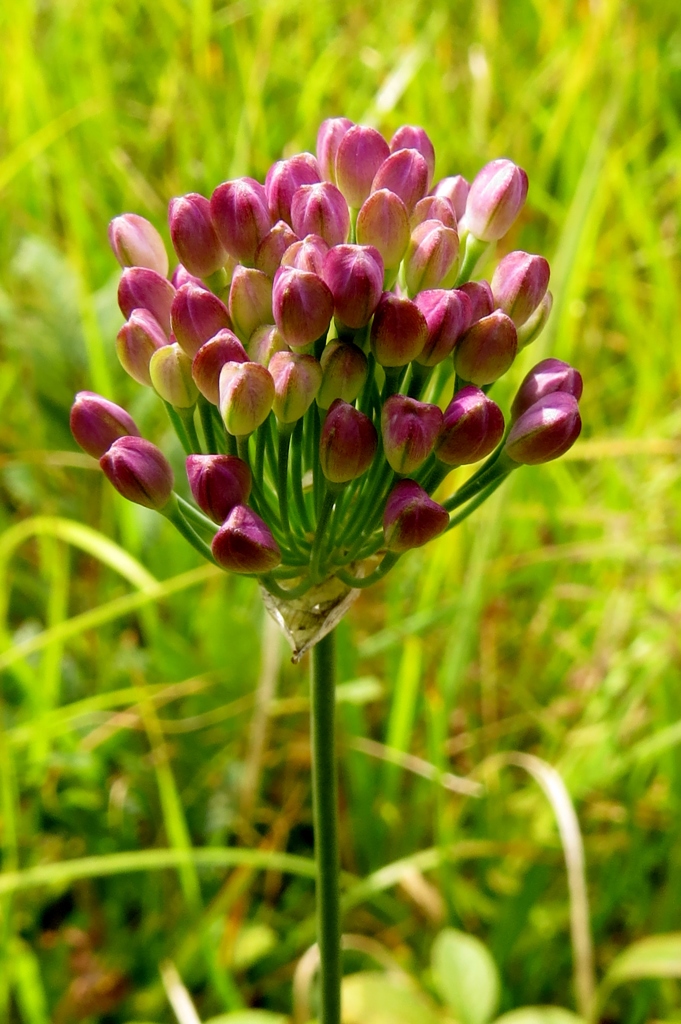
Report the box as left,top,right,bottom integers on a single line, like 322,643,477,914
310,631,341,1024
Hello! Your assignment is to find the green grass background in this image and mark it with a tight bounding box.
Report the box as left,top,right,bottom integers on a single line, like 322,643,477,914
2,0,681,1020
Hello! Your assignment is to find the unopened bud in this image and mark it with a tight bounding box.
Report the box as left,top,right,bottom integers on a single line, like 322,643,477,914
171,283,232,358
335,125,390,208
390,125,436,189
356,189,410,270
186,454,252,522
228,266,273,342
321,244,384,329
281,234,329,275
319,399,377,483
291,182,350,248
403,219,459,294
192,330,249,405
433,176,469,220
100,437,174,510
516,291,553,350
70,391,140,459
435,386,505,466
316,117,354,184
454,310,518,386
491,251,550,327
247,324,288,367
219,361,274,436
511,358,583,422
171,264,206,289
317,340,368,409
272,266,334,349
504,392,581,465
269,350,322,423
116,308,169,387
383,479,448,552
265,153,321,224
118,267,175,336
168,193,227,278
210,177,272,265
371,148,429,213
410,195,457,230
108,214,169,277
254,220,299,278
463,159,528,242
370,292,428,367
457,280,494,323
212,504,281,573
381,395,443,474
149,343,198,408
414,288,473,366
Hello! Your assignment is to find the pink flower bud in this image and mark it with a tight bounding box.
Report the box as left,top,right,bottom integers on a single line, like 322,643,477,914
210,177,272,265
356,189,410,270
269,350,322,423
403,219,460,294
118,268,175,336
511,358,583,422
219,361,274,436
100,436,174,510
370,292,428,367
254,220,299,278
272,266,334,349
321,244,384,329
149,343,198,408
390,125,436,189
335,125,390,208
491,251,550,327
435,386,505,466
171,264,206,289
192,330,249,405
413,288,473,366
116,308,169,387
281,234,329,275
458,280,494,323
433,176,469,220
504,392,582,464
168,193,227,278
516,291,553,350
247,324,288,367
212,504,281,573
265,153,321,224
319,399,378,483
317,340,368,409
108,214,169,277
186,454,252,522
410,195,457,230
371,148,429,213
317,117,354,183
290,182,350,248
464,159,528,242
383,479,448,552
381,395,443,474
70,391,140,459
228,266,273,342
171,283,232,358
454,310,518,386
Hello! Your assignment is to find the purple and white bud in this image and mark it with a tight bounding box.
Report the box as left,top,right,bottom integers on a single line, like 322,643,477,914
381,395,443,474
433,176,469,221
108,214,169,277
511,358,583,422
504,392,582,465
281,234,329,275
70,391,140,459
290,182,350,248
457,280,494,323
192,330,249,405
254,220,299,278
171,264,206,290
316,117,354,184
219,361,275,436
171,283,232,358
491,251,550,327
435,386,505,466
403,219,459,294
118,267,175,336
319,399,378,483
370,292,428,368
272,266,334,349
414,288,473,367
355,189,410,271
212,504,281,574
454,310,518,386
321,244,384,329
168,193,227,279
149,343,198,408
265,153,321,224
116,308,169,387
463,159,528,242
335,125,390,209
269,350,322,423
516,291,553,350
210,177,272,265
100,436,174,510
186,454,252,523
390,125,436,189
383,479,448,552
410,195,457,230
371,148,429,213
317,340,368,409
247,324,288,367
228,266,273,343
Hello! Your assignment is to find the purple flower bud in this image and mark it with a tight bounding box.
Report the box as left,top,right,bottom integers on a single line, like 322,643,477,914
272,266,334,349
171,264,206,289
319,399,378,483
219,361,274,436
511,358,583,422
168,193,227,279
491,251,550,327
370,293,428,368
403,219,460,294
435,386,505,466
265,153,321,224
410,195,457,230
192,330,249,405
108,214,169,277
171,283,232,358
212,504,281,573
118,267,175,336
317,340,368,409
290,182,350,248
116,308,169,387
355,189,410,270
504,392,582,464
390,126,436,189
254,220,300,278
269,350,322,423
321,244,384,329
228,266,273,343
383,479,448,552
413,288,473,367
149,343,198,408
464,159,528,242
210,177,272,265
371,148,429,213
433,176,469,220
100,436,174,510
457,280,494,323
454,310,518,386
70,391,140,459
317,117,354,184
516,291,553,350
335,125,390,209
281,234,329,275
381,395,443,474
186,454,252,522
247,324,289,367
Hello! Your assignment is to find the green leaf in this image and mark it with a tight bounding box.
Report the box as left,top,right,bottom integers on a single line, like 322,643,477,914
341,971,444,1024
231,923,278,970
431,928,500,1024
205,1014,289,1024
600,932,681,995
493,1009,584,1024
